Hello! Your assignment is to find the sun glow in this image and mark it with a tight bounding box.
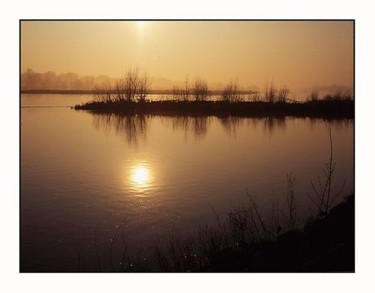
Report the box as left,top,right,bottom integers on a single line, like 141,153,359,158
135,21,148,39
131,164,151,188
137,21,147,29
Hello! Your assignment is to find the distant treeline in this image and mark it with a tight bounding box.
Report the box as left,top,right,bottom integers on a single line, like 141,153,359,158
20,88,257,96
20,69,256,94
21,69,114,91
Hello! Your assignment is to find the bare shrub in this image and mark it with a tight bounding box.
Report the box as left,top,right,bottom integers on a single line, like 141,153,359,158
172,86,183,101
270,194,282,237
113,82,125,102
264,82,277,103
182,77,190,101
227,190,270,245
284,172,297,231
323,88,353,102
110,68,151,102
192,77,209,101
251,92,261,102
342,89,353,101
93,84,113,103
308,128,346,216
123,68,140,101
221,79,241,102
137,73,150,102
309,89,319,102
172,77,190,101
332,89,344,101
277,86,289,102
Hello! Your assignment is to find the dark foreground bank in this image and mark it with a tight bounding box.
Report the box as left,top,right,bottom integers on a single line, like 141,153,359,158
74,99,354,119
107,194,354,272
201,194,354,272
139,194,354,272
21,194,353,272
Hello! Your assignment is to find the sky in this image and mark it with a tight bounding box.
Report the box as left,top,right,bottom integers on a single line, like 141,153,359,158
21,20,353,91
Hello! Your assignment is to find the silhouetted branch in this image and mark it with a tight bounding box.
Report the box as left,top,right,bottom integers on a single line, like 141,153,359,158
192,77,209,101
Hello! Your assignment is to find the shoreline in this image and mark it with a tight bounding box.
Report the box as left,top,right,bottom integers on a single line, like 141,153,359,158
74,99,354,120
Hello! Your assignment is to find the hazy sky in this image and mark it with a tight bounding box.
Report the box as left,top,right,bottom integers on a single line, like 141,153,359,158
21,21,353,91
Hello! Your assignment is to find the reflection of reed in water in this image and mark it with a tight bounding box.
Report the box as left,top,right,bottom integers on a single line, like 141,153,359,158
93,113,148,146
220,116,286,136
308,118,352,130
160,116,211,140
218,116,244,137
161,115,288,139
262,117,286,135
91,113,312,144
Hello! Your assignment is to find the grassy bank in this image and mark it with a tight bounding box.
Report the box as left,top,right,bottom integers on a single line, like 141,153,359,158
200,194,354,272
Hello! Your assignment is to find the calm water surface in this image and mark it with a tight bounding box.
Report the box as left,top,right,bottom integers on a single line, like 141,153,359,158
21,94,354,271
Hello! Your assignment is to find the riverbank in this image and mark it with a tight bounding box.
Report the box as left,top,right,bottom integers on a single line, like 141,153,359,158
74,99,354,119
201,194,354,272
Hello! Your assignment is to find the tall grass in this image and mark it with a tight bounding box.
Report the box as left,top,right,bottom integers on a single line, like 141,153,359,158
284,172,297,231
308,128,346,216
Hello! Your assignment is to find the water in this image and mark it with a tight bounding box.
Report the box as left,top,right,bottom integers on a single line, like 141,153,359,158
21,94,354,271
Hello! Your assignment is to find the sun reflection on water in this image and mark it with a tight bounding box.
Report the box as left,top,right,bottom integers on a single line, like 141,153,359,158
130,163,152,190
